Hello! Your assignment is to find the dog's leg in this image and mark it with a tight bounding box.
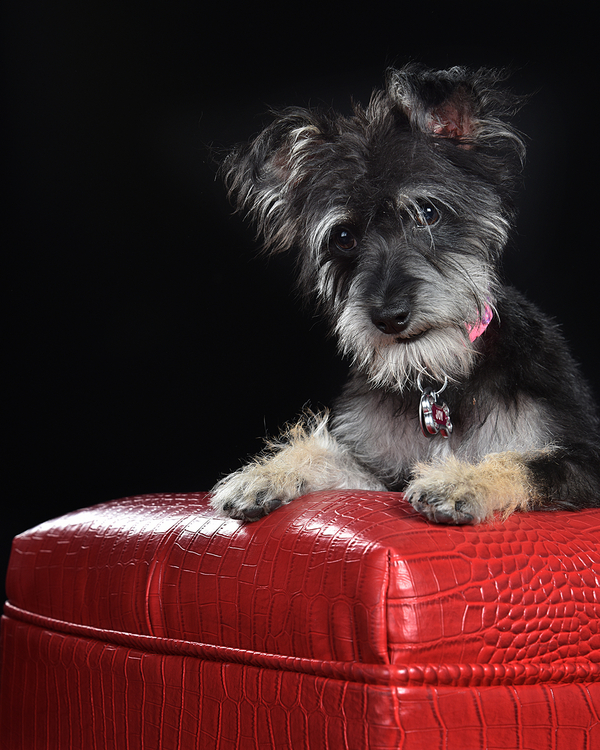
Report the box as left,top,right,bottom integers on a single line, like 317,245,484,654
210,412,385,521
404,445,598,524
405,452,535,524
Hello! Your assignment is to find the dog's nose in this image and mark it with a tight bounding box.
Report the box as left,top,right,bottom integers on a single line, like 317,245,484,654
370,304,411,335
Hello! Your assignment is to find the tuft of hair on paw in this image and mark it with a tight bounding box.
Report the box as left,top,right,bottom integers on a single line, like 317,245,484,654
265,407,330,449
258,408,343,485
256,407,385,495
407,451,538,522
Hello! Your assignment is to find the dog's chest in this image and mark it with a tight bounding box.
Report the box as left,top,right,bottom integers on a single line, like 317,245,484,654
333,382,550,485
332,387,453,483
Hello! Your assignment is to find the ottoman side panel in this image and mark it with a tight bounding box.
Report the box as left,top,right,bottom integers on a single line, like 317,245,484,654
2,614,598,750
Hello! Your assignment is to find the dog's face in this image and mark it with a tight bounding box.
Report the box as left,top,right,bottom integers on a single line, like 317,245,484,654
224,66,525,391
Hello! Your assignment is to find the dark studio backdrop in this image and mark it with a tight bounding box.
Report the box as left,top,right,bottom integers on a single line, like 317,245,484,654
3,5,595,603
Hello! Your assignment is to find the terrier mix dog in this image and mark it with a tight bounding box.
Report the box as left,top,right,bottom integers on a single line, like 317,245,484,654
210,65,600,525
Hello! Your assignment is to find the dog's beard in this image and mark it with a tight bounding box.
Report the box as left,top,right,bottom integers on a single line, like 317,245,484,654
334,301,480,392
324,249,496,392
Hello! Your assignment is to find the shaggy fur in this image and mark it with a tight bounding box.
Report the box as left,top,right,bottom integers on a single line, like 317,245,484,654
210,65,600,525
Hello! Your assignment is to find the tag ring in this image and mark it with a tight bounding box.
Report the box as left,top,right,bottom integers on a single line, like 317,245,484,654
417,373,448,398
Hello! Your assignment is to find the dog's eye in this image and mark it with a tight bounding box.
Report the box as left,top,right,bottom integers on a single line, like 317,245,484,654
414,203,440,227
330,227,358,253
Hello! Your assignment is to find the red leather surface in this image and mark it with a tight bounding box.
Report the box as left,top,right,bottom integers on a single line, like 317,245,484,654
2,491,600,748
6,491,600,670
2,614,599,750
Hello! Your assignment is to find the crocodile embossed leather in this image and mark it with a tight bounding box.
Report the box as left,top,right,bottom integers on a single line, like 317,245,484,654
1,492,599,748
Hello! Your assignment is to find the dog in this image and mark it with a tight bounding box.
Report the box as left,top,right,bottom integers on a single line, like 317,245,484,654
210,64,600,525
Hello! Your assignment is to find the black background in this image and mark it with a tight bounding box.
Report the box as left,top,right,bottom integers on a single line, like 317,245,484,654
3,5,595,603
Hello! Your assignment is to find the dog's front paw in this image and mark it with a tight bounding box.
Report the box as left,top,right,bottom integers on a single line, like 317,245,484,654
211,410,387,522
405,459,485,525
405,481,478,525
210,463,301,522
404,453,533,525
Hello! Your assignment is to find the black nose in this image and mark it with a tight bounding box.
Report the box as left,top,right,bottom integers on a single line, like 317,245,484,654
370,304,411,335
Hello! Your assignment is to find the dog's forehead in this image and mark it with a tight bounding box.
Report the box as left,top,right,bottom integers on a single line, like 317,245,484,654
323,132,464,203
318,132,487,223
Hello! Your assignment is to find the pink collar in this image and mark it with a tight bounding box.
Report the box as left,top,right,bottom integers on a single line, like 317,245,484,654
466,305,493,342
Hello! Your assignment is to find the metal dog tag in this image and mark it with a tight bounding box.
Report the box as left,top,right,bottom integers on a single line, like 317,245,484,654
419,388,453,438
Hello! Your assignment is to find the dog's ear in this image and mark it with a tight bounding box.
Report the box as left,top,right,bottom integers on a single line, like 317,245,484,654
424,96,475,141
221,108,328,253
387,65,524,149
388,65,481,144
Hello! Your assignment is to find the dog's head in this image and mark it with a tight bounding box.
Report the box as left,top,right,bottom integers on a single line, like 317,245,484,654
223,65,526,391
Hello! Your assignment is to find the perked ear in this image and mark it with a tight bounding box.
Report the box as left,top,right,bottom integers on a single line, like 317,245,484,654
388,64,503,144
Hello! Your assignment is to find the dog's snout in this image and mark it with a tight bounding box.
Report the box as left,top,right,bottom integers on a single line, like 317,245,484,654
370,304,411,335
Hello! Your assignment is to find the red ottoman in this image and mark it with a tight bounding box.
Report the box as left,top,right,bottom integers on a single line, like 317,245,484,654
1,491,599,749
